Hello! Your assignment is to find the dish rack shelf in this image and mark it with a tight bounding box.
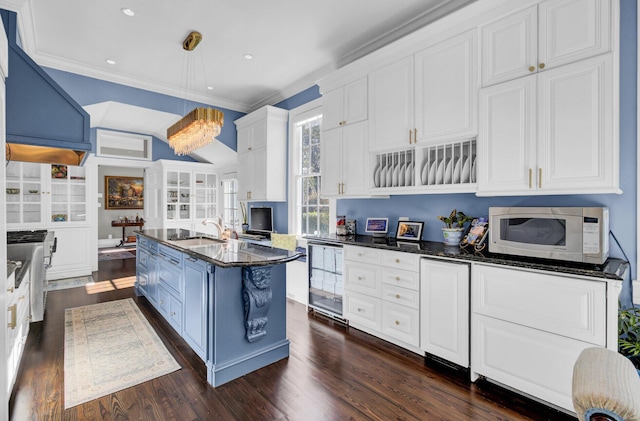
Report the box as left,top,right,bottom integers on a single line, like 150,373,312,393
371,138,477,194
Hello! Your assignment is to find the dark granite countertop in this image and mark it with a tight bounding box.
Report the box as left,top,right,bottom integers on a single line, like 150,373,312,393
138,229,303,268
305,234,628,281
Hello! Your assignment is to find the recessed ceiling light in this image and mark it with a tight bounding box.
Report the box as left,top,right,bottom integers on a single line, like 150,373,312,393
121,8,135,17
243,53,253,60
206,86,214,90
106,59,116,65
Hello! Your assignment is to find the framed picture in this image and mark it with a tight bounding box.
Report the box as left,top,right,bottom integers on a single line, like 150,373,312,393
365,217,389,237
51,164,67,179
105,176,144,210
460,218,489,252
395,221,423,241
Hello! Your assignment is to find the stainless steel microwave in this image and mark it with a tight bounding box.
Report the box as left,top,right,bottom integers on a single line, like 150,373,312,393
488,207,609,264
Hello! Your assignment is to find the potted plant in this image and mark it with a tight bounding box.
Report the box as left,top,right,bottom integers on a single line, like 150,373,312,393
619,304,640,373
240,202,249,233
437,209,474,246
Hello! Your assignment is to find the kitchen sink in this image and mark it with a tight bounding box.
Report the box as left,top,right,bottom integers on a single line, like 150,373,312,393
168,237,226,247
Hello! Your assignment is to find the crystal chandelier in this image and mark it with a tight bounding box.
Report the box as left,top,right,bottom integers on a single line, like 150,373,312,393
167,31,224,156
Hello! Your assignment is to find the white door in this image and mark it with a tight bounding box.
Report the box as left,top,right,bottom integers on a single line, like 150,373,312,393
341,121,368,197
320,127,343,197
250,147,268,201
477,75,537,195
368,57,414,151
342,78,368,126
537,54,615,192
322,87,344,131
415,30,478,143
236,151,252,200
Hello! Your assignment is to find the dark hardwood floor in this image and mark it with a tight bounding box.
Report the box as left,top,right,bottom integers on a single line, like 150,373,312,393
9,257,576,420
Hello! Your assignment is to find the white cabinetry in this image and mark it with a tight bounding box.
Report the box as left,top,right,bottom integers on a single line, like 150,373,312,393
481,0,611,87
344,246,421,352
6,269,29,396
369,29,478,151
234,105,287,202
144,160,218,235
321,121,369,197
420,258,469,368
322,78,367,131
478,53,616,195
470,264,615,412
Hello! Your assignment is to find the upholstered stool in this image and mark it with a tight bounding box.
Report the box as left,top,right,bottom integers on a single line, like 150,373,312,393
270,233,297,251
573,347,640,421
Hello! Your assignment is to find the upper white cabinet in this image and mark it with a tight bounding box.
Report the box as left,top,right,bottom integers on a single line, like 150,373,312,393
322,78,367,131
321,121,369,197
478,53,616,195
481,0,611,87
414,30,478,144
369,30,478,151
235,105,288,202
369,57,414,152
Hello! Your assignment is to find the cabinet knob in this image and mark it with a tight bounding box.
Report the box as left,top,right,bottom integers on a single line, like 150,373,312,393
529,66,535,72
395,320,400,325
357,308,363,312
7,287,14,293
340,121,346,126
395,276,400,281
358,276,363,280
19,295,25,300
395,258,400,263
248,147,252,151
170,311,176,316
395,294,400,299
539,63,545,69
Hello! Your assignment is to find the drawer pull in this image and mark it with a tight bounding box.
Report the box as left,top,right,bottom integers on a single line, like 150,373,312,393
7,304,16,329
395,294,400,299
170,311,176,316
19,295,25,300
7,287,14,293
395,320,400,325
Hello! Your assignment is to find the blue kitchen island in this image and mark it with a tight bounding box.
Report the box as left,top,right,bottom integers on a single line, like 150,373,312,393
134,229,303,387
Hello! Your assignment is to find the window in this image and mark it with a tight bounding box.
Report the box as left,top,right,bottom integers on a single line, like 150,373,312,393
221,177,239,230
288,99,333,237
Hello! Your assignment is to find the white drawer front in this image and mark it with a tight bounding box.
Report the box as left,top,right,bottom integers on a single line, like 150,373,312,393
345,292,381,331
381,284,419,309
381,302,419,347
379,249,420,272
472,265,606,346
472,315,592,412
380,267,420,291
344,245,379,264
344,262,380,296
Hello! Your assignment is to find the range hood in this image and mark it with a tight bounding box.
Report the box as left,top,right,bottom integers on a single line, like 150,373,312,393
1,10,91,166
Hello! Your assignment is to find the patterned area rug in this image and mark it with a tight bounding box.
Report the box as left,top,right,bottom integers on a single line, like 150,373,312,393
98,249,136,261
46,276,95,291
64,298,180,409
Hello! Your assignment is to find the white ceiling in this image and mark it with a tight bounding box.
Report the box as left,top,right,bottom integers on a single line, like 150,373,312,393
0,0,475,113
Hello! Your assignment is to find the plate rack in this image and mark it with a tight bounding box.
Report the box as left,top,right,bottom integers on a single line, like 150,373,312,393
372,149,415,189
418,139,476,187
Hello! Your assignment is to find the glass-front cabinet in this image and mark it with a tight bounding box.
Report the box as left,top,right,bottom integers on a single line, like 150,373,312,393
194,172,217,221
5,162,87,227
166,170,192,222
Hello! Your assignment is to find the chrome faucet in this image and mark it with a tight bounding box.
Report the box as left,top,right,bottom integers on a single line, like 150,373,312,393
202,217,237,240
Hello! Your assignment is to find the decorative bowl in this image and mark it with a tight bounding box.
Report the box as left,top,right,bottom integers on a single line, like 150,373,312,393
6,188,20,194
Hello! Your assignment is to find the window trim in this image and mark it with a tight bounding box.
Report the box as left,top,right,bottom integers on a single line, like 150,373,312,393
287,98,335,245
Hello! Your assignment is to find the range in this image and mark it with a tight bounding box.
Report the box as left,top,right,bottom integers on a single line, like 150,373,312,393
7,230,56,322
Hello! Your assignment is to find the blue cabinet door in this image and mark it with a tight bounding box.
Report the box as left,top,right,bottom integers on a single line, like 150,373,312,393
183,256,209,360
147,253,158,304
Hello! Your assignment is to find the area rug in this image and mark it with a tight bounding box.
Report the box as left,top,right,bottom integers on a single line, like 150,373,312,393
98,249,136,261
46,275,95,291
64,298,180,409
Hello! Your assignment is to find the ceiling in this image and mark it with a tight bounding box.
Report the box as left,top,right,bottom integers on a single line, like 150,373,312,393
0,0,475,113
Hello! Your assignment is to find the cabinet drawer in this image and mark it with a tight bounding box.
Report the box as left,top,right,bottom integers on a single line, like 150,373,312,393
158,256,183,298
472,314,591,412
381,283,419,309
157,286,182,334
344,262,379,296
137,247,149,269
137,235,150,250
379,250,420,272
158,244,182,265
344,245,379,264
344,292,381,331
380,267,419,291
472,265,606,345
381,301,419,347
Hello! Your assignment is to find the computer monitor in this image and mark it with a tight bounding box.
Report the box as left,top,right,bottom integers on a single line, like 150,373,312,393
249,207,273,233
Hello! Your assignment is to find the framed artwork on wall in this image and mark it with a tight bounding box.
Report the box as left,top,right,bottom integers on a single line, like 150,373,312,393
395,220,424,241
105,176,144,210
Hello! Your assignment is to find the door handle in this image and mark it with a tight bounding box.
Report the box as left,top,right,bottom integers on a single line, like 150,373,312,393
7,304,16,329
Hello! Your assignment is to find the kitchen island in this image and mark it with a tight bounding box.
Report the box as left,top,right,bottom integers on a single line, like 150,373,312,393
135,229,303,387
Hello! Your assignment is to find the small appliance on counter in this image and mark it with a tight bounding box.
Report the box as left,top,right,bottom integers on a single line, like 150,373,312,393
488,207,609,264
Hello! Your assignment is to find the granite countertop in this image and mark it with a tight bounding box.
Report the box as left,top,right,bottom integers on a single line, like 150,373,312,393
305,234,628,281
138,229,303,268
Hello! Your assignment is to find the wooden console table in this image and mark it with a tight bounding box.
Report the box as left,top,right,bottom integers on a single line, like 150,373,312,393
111,220,144,247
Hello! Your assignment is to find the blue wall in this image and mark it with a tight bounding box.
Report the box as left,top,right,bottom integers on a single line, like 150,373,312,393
45,68,245,155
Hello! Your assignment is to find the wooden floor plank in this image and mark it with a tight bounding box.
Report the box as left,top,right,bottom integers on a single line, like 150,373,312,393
9,257,576,420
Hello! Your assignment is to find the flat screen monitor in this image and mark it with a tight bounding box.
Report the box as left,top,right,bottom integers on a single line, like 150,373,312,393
365,218,388,237
250,207,273,233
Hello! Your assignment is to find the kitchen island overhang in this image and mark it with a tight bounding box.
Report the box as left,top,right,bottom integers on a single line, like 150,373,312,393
135,229,304,387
